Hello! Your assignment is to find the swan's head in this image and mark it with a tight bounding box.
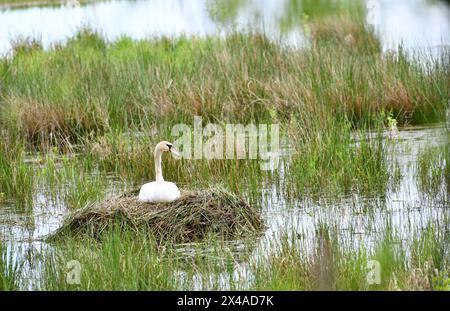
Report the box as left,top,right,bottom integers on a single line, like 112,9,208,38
155,140,179,157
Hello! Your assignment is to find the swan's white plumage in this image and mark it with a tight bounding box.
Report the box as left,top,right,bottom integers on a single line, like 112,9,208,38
138,140,181,203
138,181,180,203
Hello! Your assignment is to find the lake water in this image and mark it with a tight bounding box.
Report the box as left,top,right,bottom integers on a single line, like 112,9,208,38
0,0,449,56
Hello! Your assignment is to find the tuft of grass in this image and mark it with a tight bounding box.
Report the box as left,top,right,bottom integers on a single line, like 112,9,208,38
37,147,108,209
417,144,448,197
0,242,21,291
0,138,34,206
285,118,391,197
43,230,182,290
9,36,43,57
308,15,380,54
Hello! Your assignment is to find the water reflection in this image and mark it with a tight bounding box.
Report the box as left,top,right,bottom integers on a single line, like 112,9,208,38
376,0,450,54
0,0,449,56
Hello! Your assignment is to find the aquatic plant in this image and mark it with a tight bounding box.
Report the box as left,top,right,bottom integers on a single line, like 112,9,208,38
0,242,21,291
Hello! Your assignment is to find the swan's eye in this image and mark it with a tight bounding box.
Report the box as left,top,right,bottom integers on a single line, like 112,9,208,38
166,144,172,150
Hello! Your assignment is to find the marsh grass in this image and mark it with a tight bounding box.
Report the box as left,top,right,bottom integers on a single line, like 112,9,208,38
252,224,448,291
285,118,393,198
0,242,21,290
1,21,447,148
0,17,446,201
0,139,34,206
417,143,448,198
43,230,182,290
37,148,108,209
40,221,449,290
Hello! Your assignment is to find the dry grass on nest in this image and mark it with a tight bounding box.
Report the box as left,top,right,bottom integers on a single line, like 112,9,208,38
50,187,264,243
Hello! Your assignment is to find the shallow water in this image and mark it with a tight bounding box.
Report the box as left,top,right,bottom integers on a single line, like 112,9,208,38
0,126,447,289
0,0,449,56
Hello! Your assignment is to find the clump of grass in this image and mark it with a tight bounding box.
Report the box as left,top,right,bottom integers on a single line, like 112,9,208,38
43,230,182,290
308,15,380,54
0,242,21,291
36,146,108,209
50,187,264,243
409,224,449,290
66,27,107,51
0,138,34,206
417,144,448,197
285,118,390,197
0,95,109,150
10,36,42,57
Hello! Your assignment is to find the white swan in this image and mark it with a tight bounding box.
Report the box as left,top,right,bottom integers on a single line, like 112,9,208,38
138,141,181,203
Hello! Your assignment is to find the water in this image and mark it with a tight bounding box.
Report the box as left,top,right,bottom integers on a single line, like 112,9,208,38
0,0,449,56
1,126,448,289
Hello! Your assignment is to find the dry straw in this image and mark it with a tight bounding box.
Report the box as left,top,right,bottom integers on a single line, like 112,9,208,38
50,187,264,243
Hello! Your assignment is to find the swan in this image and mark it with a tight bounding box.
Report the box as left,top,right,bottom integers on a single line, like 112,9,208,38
138,141,181,203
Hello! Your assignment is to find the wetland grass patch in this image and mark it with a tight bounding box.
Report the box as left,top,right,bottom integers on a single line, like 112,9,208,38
417,143,449,198
251,225,449,291
41,222,449,290
0,139,34,206
0,242,20,291
0,20,447,149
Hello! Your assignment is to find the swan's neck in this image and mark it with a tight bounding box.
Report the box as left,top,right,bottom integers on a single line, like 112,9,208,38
154,149,164,182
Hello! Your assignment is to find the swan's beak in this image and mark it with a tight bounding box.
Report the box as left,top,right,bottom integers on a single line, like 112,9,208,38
170,148,180,157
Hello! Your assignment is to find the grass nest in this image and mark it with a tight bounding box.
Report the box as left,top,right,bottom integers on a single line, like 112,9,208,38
50,187,264,243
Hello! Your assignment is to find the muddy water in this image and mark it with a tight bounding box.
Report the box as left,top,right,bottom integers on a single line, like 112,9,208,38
1,126,447,289
0,0,449,56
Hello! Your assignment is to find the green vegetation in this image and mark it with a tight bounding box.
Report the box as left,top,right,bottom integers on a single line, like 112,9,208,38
0,138,34,206
0,242,21,290
0,4,448,291
39,223,449,290
253,225,449,290
1,17,447,200
1,23,447,149
417,140,449,198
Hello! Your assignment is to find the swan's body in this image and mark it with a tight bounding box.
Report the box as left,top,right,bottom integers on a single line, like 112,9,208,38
138,141,181,203
138,181,180,203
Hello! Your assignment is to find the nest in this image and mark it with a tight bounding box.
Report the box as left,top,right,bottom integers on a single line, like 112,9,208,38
50,187,264,243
